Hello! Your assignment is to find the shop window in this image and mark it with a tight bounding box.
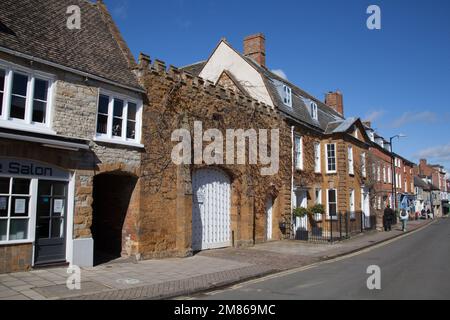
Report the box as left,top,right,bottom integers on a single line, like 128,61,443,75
0,177,31,243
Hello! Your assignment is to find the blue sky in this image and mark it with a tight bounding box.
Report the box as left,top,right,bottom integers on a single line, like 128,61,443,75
104,0,450,172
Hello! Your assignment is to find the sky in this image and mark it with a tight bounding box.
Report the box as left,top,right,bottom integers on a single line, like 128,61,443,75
104,0,450,172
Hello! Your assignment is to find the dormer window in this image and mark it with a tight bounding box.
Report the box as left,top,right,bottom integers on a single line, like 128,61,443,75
283,85,292,107
310,101,318,120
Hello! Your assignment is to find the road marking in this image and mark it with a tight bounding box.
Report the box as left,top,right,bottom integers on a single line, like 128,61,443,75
199,221,436,297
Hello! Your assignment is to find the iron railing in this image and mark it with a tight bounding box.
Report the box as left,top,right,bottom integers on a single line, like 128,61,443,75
294,211,377,243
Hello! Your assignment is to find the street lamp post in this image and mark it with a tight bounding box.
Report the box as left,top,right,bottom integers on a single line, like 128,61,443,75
390,134,406,212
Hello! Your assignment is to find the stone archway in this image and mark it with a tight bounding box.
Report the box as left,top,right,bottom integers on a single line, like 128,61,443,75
91,172,138,265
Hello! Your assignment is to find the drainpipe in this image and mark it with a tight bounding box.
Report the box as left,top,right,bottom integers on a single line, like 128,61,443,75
291,125,295,239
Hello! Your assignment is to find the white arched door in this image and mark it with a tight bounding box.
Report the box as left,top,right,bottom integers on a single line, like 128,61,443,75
192,169,231,251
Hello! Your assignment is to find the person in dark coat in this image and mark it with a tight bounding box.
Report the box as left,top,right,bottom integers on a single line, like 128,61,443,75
383,205,393,231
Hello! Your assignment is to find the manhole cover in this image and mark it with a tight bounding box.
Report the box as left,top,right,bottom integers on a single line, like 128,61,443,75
116,278,141,285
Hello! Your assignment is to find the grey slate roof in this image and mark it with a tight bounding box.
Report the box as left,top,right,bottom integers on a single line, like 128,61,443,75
181,45,345,133
0,0,141,90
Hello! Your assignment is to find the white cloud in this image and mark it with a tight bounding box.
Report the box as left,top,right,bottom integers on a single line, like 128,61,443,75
271,69,288,80
364,110,384,122
415,144,450,162
390,111,437,128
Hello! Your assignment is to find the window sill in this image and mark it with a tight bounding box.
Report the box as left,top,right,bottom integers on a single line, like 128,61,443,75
93,136,144,148
0,120,56,136
0,240,33,246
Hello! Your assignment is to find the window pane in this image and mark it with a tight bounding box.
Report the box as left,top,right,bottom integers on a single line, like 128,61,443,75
53,183,66,196
38,181,52,196
0,196,8,217
32,100,46,123
12,73,28,96
52,199,64,217
97,114,108,134
37,218,49,239
11,197,29,217
112,118,122,137
37,196,51,218
0,69,4,116
113,99,123,117
0,178,9,193
328,190,336,203
10,95,26,119
33,79,48,101
126,120,136,139
329,204,337,216
127,102,136,120
12,179,30,194
0,220,6,241
51,218,64,238
98,95,109,114
9,219,28,240
0,69,4,90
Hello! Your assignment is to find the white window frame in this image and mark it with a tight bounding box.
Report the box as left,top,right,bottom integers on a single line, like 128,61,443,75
388,166,392,184
326,189,338,219
0,59,55,134
94,89,143,147
0,177,36,245
294,135,303,170
383,166,387,183
314,188,323,221
377,165,381,182
310,101,318,120
361,152,367,178
282,85,292,107
348,146,354,175
326,143,337,174
314,142,321,173
349,189,355,213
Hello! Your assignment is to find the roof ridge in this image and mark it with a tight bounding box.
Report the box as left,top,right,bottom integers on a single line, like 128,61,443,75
137,56,282,121
95,0,138,71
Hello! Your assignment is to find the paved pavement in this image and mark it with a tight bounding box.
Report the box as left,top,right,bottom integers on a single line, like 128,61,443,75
192,218,449,300
0,219,433,300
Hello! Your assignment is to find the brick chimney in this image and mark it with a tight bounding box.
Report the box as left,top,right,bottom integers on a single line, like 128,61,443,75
325,91,344,116
243,33,266,67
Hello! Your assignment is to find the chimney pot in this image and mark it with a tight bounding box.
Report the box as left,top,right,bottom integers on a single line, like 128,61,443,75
325,91,344,116
243,33,266,67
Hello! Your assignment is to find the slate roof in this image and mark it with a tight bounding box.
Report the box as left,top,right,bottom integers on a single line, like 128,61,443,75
0,0,141,91
181,43,346,133
414,176,430,190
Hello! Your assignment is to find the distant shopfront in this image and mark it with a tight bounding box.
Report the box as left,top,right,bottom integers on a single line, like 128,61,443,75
0,158,74,270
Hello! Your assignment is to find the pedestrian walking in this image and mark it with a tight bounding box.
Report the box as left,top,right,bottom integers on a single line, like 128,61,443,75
383,205,393,231
427,208,433,220
400,209,408,232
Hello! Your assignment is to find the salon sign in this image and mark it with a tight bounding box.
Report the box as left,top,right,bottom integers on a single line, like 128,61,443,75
0,158,70,180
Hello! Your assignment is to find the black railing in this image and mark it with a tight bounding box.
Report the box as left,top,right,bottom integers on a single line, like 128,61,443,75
294,211,377,243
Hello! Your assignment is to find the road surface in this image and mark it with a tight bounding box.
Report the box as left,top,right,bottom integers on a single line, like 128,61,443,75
192,218,450,300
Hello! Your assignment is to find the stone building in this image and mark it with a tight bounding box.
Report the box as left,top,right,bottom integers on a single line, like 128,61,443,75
0,0,145,273
182,34,374,236
135,56,292,257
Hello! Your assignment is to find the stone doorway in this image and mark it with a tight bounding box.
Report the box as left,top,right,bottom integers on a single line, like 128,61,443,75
91,173,138,265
